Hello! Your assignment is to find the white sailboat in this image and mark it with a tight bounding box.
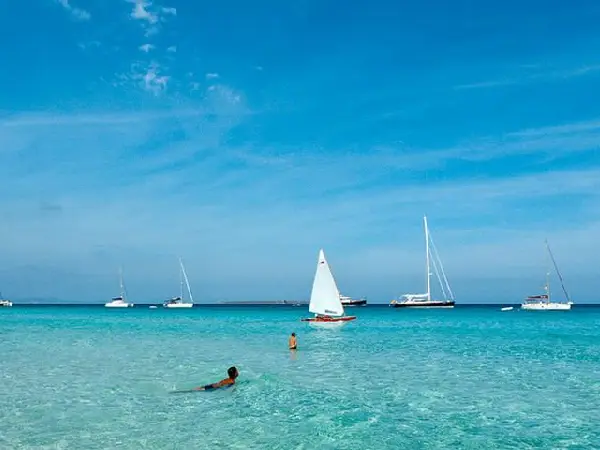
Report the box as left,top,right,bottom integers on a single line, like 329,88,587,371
390,216,455,308
0,291,12,307
301,249,356,326
105,268,134,308
163,257,194,308
521,240,573,311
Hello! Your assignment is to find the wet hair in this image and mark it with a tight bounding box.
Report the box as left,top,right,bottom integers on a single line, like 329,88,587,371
291,333,295,336
228,366,238,379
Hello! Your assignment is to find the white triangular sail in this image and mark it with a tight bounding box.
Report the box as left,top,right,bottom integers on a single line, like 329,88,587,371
309,249,344,317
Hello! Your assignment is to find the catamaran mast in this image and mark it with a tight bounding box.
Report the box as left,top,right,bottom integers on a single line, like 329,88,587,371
424,215,431,301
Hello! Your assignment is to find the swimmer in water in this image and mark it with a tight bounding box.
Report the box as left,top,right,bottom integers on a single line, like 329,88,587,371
193,366,239,391
289,332,297,350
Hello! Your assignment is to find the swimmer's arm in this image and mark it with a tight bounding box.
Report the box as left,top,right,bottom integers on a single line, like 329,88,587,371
192,382,215,391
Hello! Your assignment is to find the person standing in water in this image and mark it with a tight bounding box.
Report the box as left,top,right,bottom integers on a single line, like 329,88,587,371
289,332,297,350
193,366,238,391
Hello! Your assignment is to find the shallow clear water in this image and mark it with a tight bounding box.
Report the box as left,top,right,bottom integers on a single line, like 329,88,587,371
1,305,599,449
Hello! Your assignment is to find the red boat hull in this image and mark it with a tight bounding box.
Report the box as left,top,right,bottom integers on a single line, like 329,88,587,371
301,316,357,322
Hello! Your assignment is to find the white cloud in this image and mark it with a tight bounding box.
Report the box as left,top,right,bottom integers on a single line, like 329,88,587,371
121,1,179,95
56,0,91,21
203,85,242,107
116,61,171,96
455,62,600,90
138,63,169,95
206,73,219,79
365,118,600,170
454,79,516,90
139,43,155,53
127,0,176,36
129,0,158,24
511,119,600,138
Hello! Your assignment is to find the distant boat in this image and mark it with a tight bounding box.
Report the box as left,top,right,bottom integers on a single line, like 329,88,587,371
501,306,514,312
164,257,194,308
105,268,133,308
301,249,356,326
340,294,367,306
0,291,12,307
390,216,455,308
149,305,158,309
521,240,573,311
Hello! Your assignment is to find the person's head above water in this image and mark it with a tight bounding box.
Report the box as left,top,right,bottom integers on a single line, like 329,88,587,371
291,332,295,337
227,366,239,379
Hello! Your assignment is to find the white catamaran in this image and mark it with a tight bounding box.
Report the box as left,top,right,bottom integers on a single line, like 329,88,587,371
390,215,455,308
105,268,134,308
301,249,356,326
163,257,194,308
521,240,573,311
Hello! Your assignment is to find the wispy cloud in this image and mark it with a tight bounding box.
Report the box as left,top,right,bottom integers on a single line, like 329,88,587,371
454,79,517,90
372,118,600,169
127,0,176,35
121,0,179,95
455,63,600,90
129,62,169,95
56,0,90,21
77,40,101,50
2,103,600,302
139,43,155,53
129,0,159,25
6,1,600,303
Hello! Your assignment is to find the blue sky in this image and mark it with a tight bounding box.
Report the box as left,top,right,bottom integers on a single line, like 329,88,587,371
1,0,600,303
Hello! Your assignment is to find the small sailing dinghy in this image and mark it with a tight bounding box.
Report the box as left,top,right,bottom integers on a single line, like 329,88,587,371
163,257,194,308
301,249,356,326
521,240,573,311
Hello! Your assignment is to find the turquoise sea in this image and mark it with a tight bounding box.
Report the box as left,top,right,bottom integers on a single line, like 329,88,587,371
1,305,600,449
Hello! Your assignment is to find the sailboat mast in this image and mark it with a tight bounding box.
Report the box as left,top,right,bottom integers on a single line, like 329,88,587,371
546,240,571,303
119,267,125,300
179,257,194,304
424,215,431,301
545,270,551,303
179,258,184,301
